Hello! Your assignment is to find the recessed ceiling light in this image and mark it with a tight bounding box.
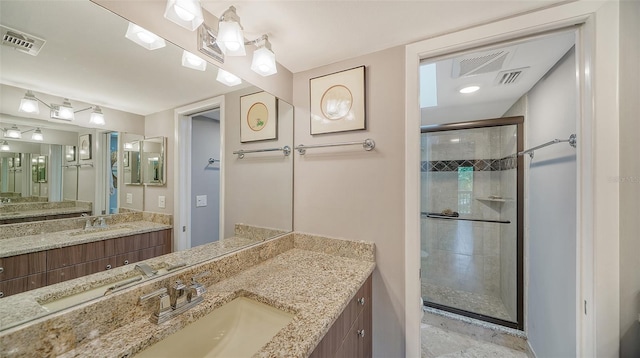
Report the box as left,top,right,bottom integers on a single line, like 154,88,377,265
459,85,480,94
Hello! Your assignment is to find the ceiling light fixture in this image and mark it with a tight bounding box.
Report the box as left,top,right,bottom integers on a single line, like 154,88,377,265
164,0,204,31
216,68,242,86
1,141,10,151
459,85,480,94
16,90,106,125
217,6,245,56
125,22,166,50
4,125,22,139
181,50,207,71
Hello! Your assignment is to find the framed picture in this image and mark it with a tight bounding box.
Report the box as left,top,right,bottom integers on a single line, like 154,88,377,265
7,157,13,168
240,91,277,142
310,65,366,135
79,134,92,160
14,155,21,168
123,151,130,167
65,145,76,162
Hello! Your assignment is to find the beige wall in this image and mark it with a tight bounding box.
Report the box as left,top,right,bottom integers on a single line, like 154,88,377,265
293,46,406,357
619,0,640,356
224,87,294,237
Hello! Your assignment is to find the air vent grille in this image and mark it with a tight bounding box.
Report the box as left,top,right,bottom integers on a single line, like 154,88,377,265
452,47,516,78
495,68,529,85
1,25,46,56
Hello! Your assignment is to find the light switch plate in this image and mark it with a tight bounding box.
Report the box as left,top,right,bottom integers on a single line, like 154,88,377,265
158,196,166,208
196,195,207,207
126,193,133,204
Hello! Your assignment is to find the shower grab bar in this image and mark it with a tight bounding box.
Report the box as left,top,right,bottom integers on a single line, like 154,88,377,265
62,163,94,168
422,212,511,224
295,139,375,155
518,134,576,159
233,146,291,159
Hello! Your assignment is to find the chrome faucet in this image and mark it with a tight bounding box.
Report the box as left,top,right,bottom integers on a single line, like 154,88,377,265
139,276,207,324
135,263,158,278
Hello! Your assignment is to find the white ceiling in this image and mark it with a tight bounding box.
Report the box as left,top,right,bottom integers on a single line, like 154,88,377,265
0,0,569,121
201,0,568,73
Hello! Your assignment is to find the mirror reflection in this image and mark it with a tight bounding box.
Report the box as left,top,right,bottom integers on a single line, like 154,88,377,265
0,0,293,330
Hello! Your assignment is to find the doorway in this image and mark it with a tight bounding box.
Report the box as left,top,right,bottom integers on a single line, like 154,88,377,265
190,109,222,247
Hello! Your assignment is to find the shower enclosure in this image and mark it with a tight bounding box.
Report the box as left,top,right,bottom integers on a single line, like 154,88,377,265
420,117,523,329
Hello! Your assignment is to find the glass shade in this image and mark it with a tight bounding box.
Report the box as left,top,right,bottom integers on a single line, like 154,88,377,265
164,0,204,31
90,107,105,125
181,50,207,71
1,141,10,151
216,69,242,86
125,23,166,50
19,91,40,114
5,125,21,139
217,21,246,56
251,47,277,76
32,128,44,141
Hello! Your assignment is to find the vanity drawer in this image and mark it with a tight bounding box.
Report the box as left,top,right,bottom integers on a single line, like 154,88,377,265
0,252,46,281
0,272,47,298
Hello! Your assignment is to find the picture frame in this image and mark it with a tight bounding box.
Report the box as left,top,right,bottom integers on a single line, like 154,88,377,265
8,157,14,168
123,151,130,167
79,134,92,160
14,155,21,168
240,91,277,143
65,145,76,162
309,65,366,135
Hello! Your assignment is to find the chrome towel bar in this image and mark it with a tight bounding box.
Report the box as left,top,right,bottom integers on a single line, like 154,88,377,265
233,145,291,159
518,134,576,159
295,138,375,155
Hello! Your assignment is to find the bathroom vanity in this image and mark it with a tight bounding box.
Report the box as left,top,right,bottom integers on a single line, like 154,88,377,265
0,233,375,358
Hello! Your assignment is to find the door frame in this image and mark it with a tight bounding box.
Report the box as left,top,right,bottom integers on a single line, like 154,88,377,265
405,2,620,357
174,96,226,251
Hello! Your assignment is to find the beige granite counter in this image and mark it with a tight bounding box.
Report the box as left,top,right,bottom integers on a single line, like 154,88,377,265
0,200,92,222
0,220,172,257
0,233,375,358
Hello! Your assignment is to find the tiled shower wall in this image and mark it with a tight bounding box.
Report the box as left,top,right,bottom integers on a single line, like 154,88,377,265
421,126,517,321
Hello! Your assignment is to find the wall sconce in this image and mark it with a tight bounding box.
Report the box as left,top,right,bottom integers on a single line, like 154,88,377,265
195,6,278,77
2,125,45,141
16,90,106,125
1,141,10,151
125,22,166,50
216,68,242,86
164,0,204,31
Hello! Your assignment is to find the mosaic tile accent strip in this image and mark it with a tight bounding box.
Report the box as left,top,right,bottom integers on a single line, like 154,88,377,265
421,156,517,172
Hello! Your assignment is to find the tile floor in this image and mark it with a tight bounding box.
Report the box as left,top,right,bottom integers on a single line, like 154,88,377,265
421,323,528,358
422,282,512,321
421,308,528,358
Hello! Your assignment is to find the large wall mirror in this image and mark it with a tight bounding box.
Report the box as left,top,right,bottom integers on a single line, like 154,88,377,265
0,0,293,328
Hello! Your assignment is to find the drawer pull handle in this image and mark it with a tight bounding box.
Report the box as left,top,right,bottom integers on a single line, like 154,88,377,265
357,329,365,338
106,264,112,270
123,260,129,265
0,291,4,298
0,267,4,273
357,297,365,305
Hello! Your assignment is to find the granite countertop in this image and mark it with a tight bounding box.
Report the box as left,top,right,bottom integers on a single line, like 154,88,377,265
58,240,376,358
0,206,91,221
0,220,172,258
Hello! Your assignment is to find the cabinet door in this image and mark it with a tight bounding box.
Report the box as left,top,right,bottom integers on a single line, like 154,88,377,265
0,252,46,281
0,273,47,298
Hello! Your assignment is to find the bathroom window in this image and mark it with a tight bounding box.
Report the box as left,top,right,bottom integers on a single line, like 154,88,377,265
457,166,473,214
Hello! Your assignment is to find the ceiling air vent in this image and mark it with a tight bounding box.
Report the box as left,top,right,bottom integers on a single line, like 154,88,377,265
452,47,515,78
1,25,46,56
495,68,529,85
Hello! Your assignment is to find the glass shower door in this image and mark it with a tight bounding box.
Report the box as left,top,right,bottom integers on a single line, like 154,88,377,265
420,119,523,328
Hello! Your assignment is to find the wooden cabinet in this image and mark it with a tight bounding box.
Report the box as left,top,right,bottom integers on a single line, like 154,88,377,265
310,274,372,358
1,229,172,297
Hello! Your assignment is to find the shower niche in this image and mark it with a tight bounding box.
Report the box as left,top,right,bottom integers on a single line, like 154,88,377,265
420,117,523,329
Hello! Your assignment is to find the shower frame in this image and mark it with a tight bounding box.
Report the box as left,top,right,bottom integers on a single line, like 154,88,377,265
421,116,525,331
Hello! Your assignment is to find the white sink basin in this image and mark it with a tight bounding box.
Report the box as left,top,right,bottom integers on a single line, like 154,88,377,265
136,297,294,358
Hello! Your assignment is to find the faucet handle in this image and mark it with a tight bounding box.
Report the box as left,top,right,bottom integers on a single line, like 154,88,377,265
139,287,171,318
